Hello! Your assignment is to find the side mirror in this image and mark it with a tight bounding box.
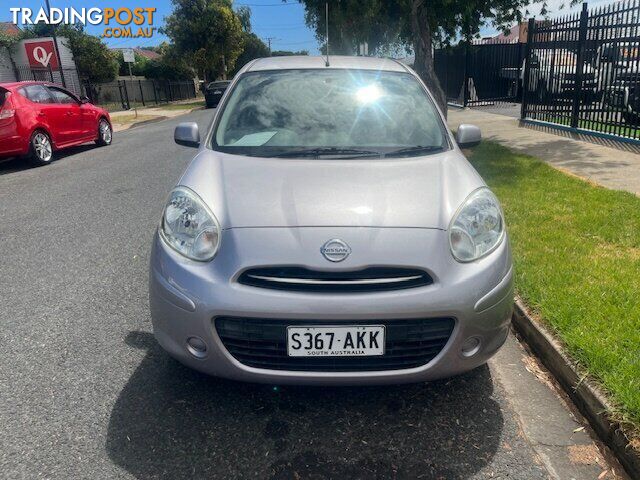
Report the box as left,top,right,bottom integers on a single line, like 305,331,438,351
80,96,90,104
175,122,200,148
456,124,481,148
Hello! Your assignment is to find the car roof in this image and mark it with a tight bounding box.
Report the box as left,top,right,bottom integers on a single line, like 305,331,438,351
0,81,58,91
246,55,409,73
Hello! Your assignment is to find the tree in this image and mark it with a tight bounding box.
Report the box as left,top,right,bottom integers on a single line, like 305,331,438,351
231,33,270,77
21,24,118,83
163,0,245,80
297,0,538,114
144,43,196,80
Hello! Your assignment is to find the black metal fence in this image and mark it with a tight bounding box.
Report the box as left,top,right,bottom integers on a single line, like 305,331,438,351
13,64,198,112
522,0,640,141
435,40,525,106
82,79,198,111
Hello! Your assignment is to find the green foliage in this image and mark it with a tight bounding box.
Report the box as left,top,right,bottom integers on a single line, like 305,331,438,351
146,42,195,80
236,6,252,32
163,0,245,80
21,24,118,83
0,31,19,50
230,32,269,77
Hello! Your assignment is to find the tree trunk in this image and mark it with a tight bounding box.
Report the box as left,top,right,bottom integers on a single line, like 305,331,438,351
411,0,447,118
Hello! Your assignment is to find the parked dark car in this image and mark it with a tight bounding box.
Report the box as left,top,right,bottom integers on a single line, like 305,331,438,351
204,81,231,108
0,81,112,166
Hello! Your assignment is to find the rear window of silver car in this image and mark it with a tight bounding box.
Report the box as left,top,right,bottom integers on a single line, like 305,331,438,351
211,69,448,158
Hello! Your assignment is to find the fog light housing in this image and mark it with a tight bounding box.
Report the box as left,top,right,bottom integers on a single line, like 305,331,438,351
186,336,208,358
461,337,481,357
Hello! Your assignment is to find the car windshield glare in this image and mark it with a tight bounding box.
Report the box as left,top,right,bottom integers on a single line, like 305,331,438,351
212,69,447,158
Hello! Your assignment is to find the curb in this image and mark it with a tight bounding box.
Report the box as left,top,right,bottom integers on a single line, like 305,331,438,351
511,298,640,478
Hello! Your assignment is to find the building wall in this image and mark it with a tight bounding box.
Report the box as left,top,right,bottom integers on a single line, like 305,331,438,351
0,47,17,82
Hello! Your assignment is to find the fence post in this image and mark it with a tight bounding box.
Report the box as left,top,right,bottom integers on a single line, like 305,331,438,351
571,2,589,129
120,80,130,110
152,80,158,105
138,80,145,106
520,18,535,120
463,41,470,107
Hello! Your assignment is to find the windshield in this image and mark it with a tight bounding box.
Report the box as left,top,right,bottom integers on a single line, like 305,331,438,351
212,69,447,158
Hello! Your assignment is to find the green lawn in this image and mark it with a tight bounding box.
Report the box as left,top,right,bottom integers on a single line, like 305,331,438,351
468,141,640,431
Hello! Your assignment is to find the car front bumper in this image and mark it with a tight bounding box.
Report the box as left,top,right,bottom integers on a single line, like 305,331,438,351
149,227,513,385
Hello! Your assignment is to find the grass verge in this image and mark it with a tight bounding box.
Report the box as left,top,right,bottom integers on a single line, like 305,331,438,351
110,114,162,127
468,141,640,432
157,100,205,111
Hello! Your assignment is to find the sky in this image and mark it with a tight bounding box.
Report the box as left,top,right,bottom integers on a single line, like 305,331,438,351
2,0,615,53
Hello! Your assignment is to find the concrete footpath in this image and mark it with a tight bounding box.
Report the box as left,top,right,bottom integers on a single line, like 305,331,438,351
448,108,640,196
109,99,205,132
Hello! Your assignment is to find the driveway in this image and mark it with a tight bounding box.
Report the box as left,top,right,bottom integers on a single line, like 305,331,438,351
0,110,620,479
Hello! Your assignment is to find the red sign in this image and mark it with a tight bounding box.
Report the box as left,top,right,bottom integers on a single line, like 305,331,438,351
25,41,59,69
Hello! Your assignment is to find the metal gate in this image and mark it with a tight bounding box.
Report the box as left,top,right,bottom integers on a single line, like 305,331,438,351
521,1,640,141
435,40,524,107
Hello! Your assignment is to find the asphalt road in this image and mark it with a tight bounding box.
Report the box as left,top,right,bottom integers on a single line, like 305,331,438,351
0,109,602,479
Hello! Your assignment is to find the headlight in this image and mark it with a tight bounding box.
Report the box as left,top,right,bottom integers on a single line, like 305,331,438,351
449,188,505,262
160,186,221,261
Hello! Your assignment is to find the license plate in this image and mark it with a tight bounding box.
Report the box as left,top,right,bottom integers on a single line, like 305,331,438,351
287,325,385,357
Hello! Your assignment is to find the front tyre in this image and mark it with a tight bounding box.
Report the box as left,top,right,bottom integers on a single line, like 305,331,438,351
27,131,53,166
96,118,112,146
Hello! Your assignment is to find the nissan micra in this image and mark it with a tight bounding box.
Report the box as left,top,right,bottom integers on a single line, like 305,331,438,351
149,56,513,385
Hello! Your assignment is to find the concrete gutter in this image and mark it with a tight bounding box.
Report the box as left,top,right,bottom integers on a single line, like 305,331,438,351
512,298,640,478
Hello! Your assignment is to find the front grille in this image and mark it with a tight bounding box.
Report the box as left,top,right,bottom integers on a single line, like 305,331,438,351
215,317,455,372
237,267,433,293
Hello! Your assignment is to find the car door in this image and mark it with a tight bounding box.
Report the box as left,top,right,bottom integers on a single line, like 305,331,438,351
20,84,63,144
46,86,84,145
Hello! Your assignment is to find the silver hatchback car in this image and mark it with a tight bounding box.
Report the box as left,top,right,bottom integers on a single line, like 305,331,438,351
149,56,513,385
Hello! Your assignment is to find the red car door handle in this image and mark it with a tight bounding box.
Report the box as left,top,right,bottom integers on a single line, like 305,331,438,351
37,112,46,117
66,112,74,116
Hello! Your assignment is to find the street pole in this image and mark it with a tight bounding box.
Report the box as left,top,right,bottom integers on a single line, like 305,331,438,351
128,62,137,118
45,0,66,88
264,37,276,56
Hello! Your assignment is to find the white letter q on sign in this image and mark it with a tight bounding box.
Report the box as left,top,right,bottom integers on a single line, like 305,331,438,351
33,46,53,67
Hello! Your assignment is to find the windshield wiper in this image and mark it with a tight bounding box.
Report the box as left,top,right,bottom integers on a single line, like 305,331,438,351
385,145,444,157
272,147,382,158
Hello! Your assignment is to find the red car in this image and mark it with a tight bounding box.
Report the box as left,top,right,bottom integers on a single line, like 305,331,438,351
0,81,112,166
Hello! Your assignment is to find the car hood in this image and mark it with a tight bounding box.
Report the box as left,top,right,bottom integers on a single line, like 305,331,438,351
178,149,485,230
